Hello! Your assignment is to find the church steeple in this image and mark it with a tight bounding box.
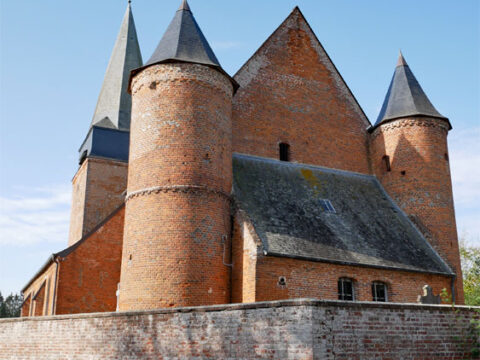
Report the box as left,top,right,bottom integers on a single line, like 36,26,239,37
375,52,448,127
91,3,143,130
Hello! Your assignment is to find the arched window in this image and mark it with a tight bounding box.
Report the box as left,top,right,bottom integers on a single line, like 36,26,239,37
371,281,388,302
279,143,290,162
338,277,355,301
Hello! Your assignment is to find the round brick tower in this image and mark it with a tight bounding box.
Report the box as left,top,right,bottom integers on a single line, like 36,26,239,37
117,1,237,310
370,53,464,303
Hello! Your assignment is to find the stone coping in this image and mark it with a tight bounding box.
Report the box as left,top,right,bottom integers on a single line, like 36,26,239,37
2,298,478,323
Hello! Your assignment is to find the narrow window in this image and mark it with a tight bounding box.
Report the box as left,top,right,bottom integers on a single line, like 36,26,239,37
372,282,388,302
338,278,355,301
279,143,290,162
382,155,391,172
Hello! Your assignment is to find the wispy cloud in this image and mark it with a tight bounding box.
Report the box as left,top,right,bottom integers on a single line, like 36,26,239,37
0,185,71,246
211,41,243,50
449,126,480,245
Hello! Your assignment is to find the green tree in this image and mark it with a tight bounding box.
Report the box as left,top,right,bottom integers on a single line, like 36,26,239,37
460,239,480,306
0,291,23,318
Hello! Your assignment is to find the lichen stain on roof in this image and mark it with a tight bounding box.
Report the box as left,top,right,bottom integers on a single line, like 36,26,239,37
232,154,452,275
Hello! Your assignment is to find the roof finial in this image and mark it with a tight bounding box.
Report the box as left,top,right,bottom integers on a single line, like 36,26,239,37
128,0,131,6
178,0,190,11
397,50,408,67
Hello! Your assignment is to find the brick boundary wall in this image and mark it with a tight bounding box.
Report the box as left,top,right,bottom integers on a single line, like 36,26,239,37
0,299,478,359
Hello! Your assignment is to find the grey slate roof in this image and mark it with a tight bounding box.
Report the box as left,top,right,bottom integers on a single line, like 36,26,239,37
131,0,238,91
91,3,143,130
233,154,453,275
375,53,449,128
146,0,220,68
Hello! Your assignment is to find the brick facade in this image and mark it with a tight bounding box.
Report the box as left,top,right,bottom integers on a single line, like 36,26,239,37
233,8,370,174
118,63,234,310
3,300,479,359
23,206,124,316
68,157,127,246
370,117,464,303
21,3,465,322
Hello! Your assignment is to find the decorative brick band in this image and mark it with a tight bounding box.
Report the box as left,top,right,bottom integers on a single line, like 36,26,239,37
371,118,449,138
126,185,231,201
131,63,233,97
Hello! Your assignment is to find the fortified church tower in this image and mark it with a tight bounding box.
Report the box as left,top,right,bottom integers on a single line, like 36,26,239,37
370,53,463,303
20,1,464,318
118,0,238,310
68,2,142,245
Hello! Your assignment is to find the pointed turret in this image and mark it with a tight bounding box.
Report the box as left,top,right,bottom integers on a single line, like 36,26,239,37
91,3,143,130
375,52,449,128
129,0,237,91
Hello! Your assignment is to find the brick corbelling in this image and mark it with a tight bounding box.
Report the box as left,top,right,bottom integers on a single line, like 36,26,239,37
131,63,233,97
371,117,450,139
126,185,231,202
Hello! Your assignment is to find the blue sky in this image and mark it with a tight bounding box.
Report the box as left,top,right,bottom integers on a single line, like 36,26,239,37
0,0,478,295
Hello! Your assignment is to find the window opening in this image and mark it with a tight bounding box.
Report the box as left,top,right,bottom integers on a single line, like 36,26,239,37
320,199,336,213
338,278,355,301
382,155,391,172
372,282,388,302
279,143,290,162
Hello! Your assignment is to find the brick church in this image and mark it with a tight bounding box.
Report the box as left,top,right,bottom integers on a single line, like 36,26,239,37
20,0,463,317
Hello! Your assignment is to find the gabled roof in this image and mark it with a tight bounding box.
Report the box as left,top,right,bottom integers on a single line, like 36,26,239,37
91,3,143,130
233,154,453,276
129,0,238,92
374,52,449,128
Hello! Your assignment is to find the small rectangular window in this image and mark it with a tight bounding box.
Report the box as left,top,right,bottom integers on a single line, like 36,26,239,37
279,143,290,161
382,155,391,172
338,278,354,301
372,282,387,302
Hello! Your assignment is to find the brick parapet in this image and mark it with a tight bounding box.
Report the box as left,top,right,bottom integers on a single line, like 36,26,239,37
2,299,478,359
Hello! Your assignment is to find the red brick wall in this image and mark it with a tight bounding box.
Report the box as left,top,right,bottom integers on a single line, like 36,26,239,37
68,158,127,246
231,211,259,303
253,255,452,303
119,63,234,310
232,8,370,174
55,206,124,315
370,118,464,304
22,263,57,317
2,300,478,359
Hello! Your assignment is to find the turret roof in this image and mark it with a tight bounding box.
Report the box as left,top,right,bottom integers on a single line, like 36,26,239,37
91,3,143,130
130,0,237,92
375,52,449,128
146,0,219,68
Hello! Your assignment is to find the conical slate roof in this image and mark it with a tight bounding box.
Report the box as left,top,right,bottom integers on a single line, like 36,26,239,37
91,3,143,130
375,52,448,127
130,0,237,92
146,0,220,68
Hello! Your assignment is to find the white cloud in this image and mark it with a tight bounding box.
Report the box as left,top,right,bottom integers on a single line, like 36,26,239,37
0,185,71,246
211,41,243,50
449,126,480,246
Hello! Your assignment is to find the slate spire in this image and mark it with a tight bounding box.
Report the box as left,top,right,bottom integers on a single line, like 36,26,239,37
375,52,448,127
91,3,143,130
145,0,220,68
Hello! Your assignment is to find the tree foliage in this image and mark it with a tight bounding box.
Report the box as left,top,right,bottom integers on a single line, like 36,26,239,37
460,241,480,306
0,292,23,318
